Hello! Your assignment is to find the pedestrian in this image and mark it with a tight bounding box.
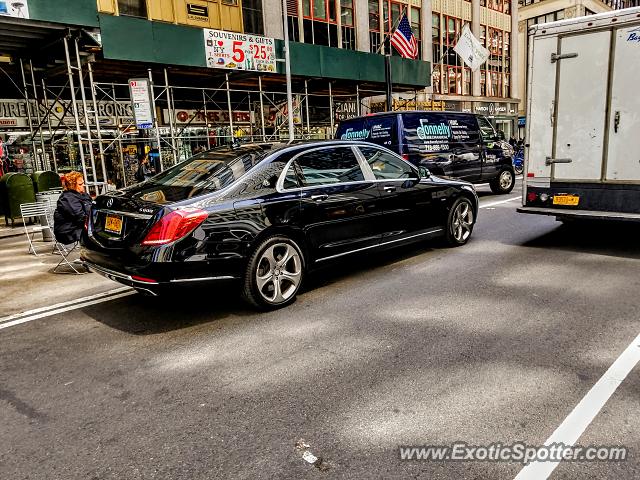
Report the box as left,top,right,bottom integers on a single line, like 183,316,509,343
53,171,92,246
105,178,117,192
135,154,155,182
509,136,517,148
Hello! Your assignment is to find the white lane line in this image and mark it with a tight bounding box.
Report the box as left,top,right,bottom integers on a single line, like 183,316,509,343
0,291,137,331
479,196,520,209
0,286,133,324
514,332,640,480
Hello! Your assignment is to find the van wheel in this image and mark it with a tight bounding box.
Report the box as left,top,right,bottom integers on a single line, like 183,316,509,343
242,236,304,310
444,197,475,247
490,168,515,194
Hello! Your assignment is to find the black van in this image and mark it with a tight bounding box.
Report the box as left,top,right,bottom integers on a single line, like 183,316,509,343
335,111,516,194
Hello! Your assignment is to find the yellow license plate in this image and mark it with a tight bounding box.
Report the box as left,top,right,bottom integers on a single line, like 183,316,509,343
105,215,123,234
553,195,580,206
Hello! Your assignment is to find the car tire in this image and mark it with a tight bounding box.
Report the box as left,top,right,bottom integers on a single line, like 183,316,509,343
444,197,475,247
489,168,515,194
242,235,305,310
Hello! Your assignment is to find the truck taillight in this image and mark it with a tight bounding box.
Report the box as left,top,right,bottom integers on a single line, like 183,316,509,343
527,192,538,203
141,208,208,246
527,172,535,178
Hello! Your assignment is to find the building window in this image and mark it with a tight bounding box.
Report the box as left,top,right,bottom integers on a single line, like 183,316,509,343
243,0,264,34
369,0,419,56
288,0,355,48
432,12,471,96
480,26,510,98
118,0,147,18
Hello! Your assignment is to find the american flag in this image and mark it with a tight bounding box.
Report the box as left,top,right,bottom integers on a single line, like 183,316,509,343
391,14,418,59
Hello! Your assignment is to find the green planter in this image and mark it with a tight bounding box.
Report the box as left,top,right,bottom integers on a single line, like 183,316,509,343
0,173,37,225
31,171,62,193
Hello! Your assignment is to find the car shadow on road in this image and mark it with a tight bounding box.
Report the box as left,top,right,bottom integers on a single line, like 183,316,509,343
84,282,255,335
521,221,640,260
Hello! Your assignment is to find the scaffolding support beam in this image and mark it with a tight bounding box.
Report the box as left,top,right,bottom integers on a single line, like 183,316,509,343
19,58,38,170
74,38,98,190
164,68,177,163
88,62,108,185
147,69,163,171
41,78,58,172
63,36,88,184
29,60,47,170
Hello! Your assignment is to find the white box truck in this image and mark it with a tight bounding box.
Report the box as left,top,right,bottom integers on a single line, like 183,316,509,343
518,8,640,222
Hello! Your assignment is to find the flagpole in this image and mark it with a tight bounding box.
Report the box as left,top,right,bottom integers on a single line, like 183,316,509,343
380,6,408,111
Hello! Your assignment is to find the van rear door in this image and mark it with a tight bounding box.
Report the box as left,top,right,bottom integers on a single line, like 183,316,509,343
335,115,399,152
551,31,611,181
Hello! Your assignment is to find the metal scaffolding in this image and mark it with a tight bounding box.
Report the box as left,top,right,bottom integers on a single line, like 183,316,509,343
3,44,395,191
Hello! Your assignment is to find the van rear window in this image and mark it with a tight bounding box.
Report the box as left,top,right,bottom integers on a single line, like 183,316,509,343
335,116,397,147
402,114,480,154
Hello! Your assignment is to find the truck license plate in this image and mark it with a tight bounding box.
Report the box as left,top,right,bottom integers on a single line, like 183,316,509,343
553,195,579,206
105,215,123,234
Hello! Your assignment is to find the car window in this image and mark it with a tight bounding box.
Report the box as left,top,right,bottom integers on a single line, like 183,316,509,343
477,116,497,141
282,163,299,189
358,146,416,180
295,147,365,187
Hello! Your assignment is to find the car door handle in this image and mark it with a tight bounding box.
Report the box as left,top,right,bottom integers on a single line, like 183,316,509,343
383,185,397,193
311,194,328,202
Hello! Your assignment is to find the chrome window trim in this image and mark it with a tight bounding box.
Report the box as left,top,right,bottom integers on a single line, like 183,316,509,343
275,145,372,193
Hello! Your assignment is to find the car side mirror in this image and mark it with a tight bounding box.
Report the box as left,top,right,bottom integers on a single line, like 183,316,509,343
418,166,431,178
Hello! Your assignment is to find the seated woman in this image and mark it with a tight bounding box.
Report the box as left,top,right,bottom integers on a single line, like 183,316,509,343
54,171,92,245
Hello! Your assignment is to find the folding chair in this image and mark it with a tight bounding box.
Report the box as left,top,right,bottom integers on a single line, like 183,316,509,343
52,240,86,274
19,202,53,256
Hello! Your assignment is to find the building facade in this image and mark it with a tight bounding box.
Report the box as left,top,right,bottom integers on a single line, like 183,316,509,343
516,0,638,137
262,0,521,137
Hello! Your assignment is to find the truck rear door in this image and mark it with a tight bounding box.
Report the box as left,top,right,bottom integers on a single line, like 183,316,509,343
605,26,640,181
551,31,611,181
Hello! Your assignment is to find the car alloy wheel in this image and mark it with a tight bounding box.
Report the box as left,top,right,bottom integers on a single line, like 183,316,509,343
444,198,475,246
243,236,304,309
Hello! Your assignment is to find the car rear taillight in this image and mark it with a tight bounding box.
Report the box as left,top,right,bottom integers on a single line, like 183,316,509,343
527,192,538,203
402,154,410,161
131,275,158,284
141,208,208,246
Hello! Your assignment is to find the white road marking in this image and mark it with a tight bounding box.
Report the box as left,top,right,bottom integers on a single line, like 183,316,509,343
514,333,640,479
0,289,136,331
479,196,520,209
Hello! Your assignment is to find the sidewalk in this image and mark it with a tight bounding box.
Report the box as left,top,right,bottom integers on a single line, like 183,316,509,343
0,230,119,318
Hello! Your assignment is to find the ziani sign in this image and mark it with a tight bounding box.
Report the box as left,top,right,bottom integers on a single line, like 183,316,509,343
204,29,276,73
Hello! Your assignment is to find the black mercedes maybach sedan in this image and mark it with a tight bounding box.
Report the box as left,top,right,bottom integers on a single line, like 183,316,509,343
81,141,478,309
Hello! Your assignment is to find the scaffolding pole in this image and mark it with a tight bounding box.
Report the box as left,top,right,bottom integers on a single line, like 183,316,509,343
258,76,266,142
203,89,210,149
87,62,108,185
19,58,39,170
304,80,310,137
63,36,88,183
356,84,361,116
164,68,177,163
112,83,127,187
41,78,57,172
329,81,334,134
147,69,163,171
29,60,47,169
225,73,233,142
74,38,98,189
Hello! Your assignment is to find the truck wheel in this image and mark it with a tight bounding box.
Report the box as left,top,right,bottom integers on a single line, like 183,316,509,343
242,236,304,310
490,169,515,194
444,197,475,247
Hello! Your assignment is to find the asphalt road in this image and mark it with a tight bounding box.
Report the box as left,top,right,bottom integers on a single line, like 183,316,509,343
2,182,640,480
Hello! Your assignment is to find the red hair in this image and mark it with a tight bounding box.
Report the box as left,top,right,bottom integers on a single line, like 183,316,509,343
63,171,84,192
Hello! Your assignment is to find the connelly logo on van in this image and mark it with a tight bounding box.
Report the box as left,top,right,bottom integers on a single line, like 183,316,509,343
416,119,451,140
340,128,370,140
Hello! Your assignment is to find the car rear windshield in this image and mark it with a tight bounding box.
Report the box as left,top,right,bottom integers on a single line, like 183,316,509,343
129,146,270,204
